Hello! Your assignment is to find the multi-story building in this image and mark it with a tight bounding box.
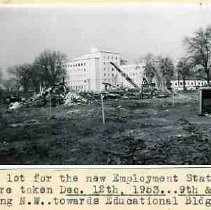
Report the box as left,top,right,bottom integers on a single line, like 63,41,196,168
64,48,145,92
64,48,120,92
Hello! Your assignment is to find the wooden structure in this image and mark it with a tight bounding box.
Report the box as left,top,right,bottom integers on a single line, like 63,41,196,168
199,87,211,115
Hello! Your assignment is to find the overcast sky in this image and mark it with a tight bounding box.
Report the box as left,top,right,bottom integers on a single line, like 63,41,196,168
1,3,211,72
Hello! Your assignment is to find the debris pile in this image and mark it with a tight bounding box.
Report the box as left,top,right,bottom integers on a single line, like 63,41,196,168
6,80,173,112
6,83,90,110
64,92,87,106
29,83,67,107
9,102,22,110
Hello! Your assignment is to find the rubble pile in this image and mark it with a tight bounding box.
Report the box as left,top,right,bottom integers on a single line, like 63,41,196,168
6,83,90,110
29,83,68,107
30,83,89,107
78,92,100,101
64,92,88,106
9,102,23,110
5,82,172,111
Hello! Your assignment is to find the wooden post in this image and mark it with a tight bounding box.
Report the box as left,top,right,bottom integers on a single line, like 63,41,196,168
101,94,105,124
199,88,203,115
172,89,175,108
49,92,52,118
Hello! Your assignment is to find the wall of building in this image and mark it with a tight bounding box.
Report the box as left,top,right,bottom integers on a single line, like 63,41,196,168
65,49,121,92
120,64,145,88
171,80,207,90
64,49,147,92
98,51,120,90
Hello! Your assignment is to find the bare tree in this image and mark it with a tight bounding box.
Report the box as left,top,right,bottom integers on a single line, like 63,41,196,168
143,54,156,83
157,56,175,92
8,63,33,94
142,54,175,92
176,57,192,90
2,78,18,97
184,26,211,85
33,49,67,87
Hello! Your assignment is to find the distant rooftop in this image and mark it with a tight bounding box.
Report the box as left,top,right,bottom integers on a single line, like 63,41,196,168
65,48,120,62
89,47,119,54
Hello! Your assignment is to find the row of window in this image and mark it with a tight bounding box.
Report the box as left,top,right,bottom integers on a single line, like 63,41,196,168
103,79,112,83
70,85,87,91
103,56,118,60
68,73,87,76
66,62,86,68
69,68,86,70
103,73,117,77
66,57,118,68
69,77,87,80
70,79,87,83
103,67,115,71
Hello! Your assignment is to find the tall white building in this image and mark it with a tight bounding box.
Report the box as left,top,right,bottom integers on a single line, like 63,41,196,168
64,48,120,92
64,48,145,92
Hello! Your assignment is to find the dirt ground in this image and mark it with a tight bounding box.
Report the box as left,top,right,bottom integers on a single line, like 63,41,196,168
0,90,210,165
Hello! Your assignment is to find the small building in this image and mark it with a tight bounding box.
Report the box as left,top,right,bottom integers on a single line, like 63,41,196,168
199,87,211,115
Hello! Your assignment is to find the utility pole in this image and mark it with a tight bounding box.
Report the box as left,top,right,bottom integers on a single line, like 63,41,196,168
101,94,105,124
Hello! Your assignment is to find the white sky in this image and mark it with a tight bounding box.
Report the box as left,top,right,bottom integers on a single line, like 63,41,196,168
0,3,211,72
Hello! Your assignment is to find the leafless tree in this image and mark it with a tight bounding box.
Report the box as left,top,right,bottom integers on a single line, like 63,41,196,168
156,56,175,92
184,25,211,85
33,49,67,87
142,54,175,92
176,57,192,90
8,63,33,94
143,54,156,83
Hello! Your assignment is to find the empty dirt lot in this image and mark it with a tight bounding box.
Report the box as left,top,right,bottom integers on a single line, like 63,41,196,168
0,90,210,164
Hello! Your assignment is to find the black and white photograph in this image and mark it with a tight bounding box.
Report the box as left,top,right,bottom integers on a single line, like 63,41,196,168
0,3,211,164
